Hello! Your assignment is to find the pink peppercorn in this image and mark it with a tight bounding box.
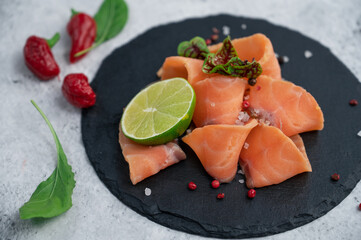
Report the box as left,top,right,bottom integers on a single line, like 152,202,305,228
188,182,197,190
248,189,256,198
217,193,225,199
256,85,261,91
349,99,358,106
242,101,250,109
205,39,212,45
211,180,220,189
331,173,340,181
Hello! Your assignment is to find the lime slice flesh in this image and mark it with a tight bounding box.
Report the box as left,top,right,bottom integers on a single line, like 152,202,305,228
121,78,196,145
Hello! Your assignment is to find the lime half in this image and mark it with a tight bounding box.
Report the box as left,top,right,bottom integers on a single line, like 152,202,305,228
121,78,196,145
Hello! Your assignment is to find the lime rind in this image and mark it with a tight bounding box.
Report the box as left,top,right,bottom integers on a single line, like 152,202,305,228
121,78,196,145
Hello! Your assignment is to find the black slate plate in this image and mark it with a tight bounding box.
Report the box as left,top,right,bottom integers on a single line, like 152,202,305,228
81,15,361,238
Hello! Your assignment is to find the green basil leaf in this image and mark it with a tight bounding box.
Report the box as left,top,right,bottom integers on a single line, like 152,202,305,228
74,0,128,57
177,36,209,59
19,101,75,219
202,36,262,79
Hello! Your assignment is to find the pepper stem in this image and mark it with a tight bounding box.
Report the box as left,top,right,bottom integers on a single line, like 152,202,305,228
71,8,79,17
46,33,60,48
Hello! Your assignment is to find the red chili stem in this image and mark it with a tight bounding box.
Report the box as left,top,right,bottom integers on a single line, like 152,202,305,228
46,32,60,48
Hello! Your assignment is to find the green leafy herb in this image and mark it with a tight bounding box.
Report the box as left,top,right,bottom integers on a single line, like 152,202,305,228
19,101,75,219
177,36,210,59
74,0,128,57
202,36,262,79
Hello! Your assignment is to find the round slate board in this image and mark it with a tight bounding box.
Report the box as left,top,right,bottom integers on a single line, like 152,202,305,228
81,15,361,238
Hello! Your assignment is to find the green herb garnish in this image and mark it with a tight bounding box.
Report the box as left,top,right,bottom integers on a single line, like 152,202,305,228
19,101,75,219
75,0,128,57
177,36,210,60
202,36,262,79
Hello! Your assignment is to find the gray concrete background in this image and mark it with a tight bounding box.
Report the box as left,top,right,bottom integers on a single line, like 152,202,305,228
1,0,361,239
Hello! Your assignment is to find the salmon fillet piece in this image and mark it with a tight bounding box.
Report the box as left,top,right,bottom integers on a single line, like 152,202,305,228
209,33,281,80
182,119,258,183
239,125,312,188
248,75,324,136
192,76,247,127
160,56,217,85
119,129,186,185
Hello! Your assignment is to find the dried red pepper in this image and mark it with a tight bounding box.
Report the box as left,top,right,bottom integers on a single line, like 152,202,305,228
67,9,97,63
23,33,60,80
62,73,96,108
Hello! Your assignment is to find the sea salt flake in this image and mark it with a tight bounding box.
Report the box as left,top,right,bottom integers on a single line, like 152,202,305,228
210,102,215,107
357,130,361,137
241,24,247,30
145,188,151,196
238,169,244,175
222,25,230,35
304,50,313,58
244,142,249,149
186,129,192,134
244,95,250,100
275,52,279,58
283,56,289,63
238,179,245,184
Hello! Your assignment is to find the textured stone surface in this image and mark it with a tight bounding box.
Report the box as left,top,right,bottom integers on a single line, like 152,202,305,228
1,0,361,240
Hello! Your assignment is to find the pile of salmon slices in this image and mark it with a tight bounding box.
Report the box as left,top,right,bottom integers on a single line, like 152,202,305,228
119,33,324,188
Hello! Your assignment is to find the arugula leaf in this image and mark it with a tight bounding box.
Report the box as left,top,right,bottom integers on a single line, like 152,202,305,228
74,0,128,57
202,36,262,79
177,36,209,59
19,101,75,219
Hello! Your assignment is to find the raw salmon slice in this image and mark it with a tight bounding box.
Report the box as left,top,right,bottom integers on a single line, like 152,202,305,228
119,129,186,185
290,134,308,160
182,119,258,183
248,75,324,136
192,76,247,127
239,125,312,188
160,56,216,85
209,33,281,80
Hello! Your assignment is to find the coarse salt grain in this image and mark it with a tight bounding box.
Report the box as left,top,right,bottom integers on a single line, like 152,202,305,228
210,102,215,107
241,24,247,30
145,188,151,196
304,50,313,58
239,179,245,184
283,56,289,63
186,129,192,134
275,52,279,58
244,142,249,149
244,95,250,100
357,130,361,137
238,169,244,175
222,25,230,35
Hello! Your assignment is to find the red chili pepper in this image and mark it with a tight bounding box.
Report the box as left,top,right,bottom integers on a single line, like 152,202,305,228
67,9,96,63
23,33,60,80
62,73,96,108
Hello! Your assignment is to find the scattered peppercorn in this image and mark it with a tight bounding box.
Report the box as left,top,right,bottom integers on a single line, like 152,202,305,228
212,27,219,34
188,181,197,190
248,78,257,86
205,39,212,45
242,100,250,109
331,173,340,181
217,193,225,199
349,99,358,106
211,34,219,42
277,56,285,64
247,189,256,198
211,180,220,189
